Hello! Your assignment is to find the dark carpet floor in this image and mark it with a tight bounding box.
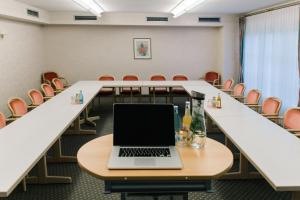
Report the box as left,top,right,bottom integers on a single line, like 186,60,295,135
0,96,291,200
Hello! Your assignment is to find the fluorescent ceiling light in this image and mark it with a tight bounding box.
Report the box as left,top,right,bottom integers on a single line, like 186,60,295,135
171,0,206,18
72,0,104,17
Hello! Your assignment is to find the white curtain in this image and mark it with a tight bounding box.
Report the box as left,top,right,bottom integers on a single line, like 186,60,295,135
243,6,300,113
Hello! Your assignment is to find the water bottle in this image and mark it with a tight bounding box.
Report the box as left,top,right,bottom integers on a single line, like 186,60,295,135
79,90,84,104
173,106,181,144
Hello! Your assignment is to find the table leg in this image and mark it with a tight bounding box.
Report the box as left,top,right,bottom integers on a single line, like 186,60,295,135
47,138,77,163
65,116,96,135
222,153,261,179
26,155,72,184
292,192,300,200
22,179,27,191
80,107,100,127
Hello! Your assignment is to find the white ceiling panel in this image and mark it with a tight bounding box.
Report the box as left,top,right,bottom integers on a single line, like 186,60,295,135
16,0,290,14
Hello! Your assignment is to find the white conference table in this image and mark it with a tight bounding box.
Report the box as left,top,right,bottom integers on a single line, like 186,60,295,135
0,81,103,197
0,80,300,199
184,85,300,199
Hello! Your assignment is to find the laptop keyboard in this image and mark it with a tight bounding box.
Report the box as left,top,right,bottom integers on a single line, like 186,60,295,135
119,147,171,157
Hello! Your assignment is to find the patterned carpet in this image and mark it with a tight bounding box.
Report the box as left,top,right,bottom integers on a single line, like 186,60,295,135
0,97,291,200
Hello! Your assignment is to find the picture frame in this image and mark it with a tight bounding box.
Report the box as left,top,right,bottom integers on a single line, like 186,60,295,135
133,38,152,59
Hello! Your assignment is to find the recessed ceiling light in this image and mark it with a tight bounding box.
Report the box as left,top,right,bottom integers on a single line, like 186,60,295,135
171,0,206,18
72,0,104,17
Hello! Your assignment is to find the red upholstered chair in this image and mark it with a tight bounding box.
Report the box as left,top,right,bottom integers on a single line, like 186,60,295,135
261,97,282,117
0,112,6,128
245,89,261,105
97,75,116,103
170,75,189,102
120,75,141,94
42,71,69,87
28,89,44,107
242,89,261,111
255,97,282,124
204,71,220,85
7,98,34,118
231,83,245,101
149,75,169,103
52,78,65,93
283,108,300,136
41,83,55,100
214,79,234,92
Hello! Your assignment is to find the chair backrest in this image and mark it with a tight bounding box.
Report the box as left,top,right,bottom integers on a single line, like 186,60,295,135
284,108,300,131
205,71,220,83
0,112,6,128
233,83,245,96
8,98,28,117
98,75,115,81
223,79,234,90
28,89,44,106
262,97,282,115
173,75,188,81
123,75,139,81
150,75,166,81
246,89,261,104
41,83,55,98
42,71,59,84
52,78,64,90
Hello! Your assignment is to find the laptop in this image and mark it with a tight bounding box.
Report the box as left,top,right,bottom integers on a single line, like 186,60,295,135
107,103,183,169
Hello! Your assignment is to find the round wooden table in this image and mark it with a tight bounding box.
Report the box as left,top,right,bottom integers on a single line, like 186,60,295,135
77,134,233,199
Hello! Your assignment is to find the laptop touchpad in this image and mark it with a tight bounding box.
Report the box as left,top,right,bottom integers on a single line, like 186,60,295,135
134,158,156,166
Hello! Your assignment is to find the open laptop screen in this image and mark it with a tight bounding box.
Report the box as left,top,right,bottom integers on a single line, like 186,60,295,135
113,104,175,146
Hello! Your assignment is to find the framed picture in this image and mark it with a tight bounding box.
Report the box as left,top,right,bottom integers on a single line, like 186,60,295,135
133,38,152,59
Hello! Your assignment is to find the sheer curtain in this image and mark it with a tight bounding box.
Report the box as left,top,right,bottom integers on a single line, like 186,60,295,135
243,6,300,113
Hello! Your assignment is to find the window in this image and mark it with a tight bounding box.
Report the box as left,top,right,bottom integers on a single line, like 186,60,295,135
243,6,300,112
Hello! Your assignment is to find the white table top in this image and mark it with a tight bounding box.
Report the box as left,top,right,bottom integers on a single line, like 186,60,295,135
183,84,300,191
0,81,103,197
1,80,299,196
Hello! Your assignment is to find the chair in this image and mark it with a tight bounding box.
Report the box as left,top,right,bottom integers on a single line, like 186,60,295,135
171,75,189,102
283,108,300,136
41,84,55,99
52,78,65,93
242,89,261,111
149,75,169,103
42,71,69,87
231,83,246,100
0,112,7,128
204,71,220,85
28,89,45,107
120,75,141,102
97,75,116,104
252,97,282,124
7,98,34,118
214,79,234,92
261,97,282,117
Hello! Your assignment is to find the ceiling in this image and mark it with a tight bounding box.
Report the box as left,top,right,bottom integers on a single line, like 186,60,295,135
17,0,290,14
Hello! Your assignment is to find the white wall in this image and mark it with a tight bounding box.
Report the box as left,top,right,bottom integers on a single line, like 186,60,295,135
0,18,45,115
0,0,50,24
44,25,221,82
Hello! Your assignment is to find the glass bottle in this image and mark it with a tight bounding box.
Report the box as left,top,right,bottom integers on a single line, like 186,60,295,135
173,105,182,146
190,91,207,149
216,93,222,109
79,90,84,104
182,101,192,145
